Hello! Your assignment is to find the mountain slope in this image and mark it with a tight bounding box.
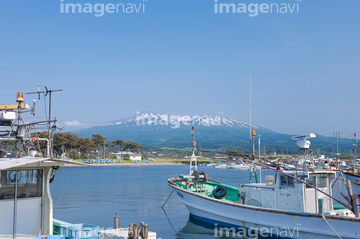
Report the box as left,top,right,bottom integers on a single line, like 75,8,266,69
75,112,353,154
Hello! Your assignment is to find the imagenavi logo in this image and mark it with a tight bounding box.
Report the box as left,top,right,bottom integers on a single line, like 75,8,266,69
214,0,302,17
60,0,147,17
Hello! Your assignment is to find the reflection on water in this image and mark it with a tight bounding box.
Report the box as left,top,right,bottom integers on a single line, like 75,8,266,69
176,216,288,239
176,216,216,239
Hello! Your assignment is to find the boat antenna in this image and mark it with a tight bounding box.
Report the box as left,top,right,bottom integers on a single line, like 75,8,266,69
26,86,62,158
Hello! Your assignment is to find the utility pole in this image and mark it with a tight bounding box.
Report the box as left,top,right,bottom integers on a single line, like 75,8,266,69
333,132,340,159
199,141,201,157
258,135,261,160
263,146,266,160
353,133,358,172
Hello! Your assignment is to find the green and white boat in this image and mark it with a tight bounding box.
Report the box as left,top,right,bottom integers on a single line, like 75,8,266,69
168,127,360,238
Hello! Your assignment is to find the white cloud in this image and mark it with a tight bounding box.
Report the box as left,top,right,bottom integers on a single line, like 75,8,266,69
64,120,83,127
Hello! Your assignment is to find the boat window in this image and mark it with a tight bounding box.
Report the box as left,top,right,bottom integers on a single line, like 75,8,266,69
0,171,14,200
317,175,328,188
280,175,294,187
306,175,316,188
0,170,43,200
288,177,294,186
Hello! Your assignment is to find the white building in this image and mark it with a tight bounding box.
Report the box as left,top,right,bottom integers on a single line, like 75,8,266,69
114,151,142,162
129,153,142,162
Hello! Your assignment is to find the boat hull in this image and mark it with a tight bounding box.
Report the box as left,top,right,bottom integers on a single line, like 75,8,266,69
344,172,360,185
344,172,360,195
169,180,360,239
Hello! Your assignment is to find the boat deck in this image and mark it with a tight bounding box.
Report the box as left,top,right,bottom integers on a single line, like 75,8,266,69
173,179,240,203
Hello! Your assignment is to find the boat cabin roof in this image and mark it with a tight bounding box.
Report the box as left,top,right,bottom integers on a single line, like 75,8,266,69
0,157,82,170
282,170,336,176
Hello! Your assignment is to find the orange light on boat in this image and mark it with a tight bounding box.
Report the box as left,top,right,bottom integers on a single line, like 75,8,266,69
252,130,256,136
16,92,24,102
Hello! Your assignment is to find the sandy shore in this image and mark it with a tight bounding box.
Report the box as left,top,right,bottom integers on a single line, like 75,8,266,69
62,162,185,167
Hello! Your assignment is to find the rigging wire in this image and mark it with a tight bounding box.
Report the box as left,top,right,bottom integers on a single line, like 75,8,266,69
319,131,360,151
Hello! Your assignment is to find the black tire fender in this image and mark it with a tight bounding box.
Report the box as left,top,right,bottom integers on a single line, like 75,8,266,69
212,186,227,199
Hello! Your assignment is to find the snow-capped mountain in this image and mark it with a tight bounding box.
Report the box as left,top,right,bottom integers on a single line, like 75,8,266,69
75,111,346,153
111,111,258,129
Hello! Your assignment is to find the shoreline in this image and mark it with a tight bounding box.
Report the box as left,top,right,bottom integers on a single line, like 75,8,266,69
62,162,186,167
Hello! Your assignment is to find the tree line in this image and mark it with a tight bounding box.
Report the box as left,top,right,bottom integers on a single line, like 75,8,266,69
224,149,249,159
30,132,142,159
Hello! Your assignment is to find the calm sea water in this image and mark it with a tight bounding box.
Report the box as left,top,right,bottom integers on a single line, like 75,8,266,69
51,165,347,239
51,165,277,239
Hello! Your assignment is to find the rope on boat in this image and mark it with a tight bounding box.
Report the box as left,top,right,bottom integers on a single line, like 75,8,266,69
162,189,174,209
321,214,342,239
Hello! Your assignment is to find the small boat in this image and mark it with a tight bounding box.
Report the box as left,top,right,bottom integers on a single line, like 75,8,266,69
276,163,296,171
339,160,347,171
168,128,360,238
206,163,217,167
214,163,227,168
226,161,250,169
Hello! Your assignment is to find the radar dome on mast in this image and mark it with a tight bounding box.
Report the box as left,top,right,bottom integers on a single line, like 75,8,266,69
292,133,316,150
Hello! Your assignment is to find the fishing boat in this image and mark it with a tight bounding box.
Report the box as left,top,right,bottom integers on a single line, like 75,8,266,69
226,160,250,169
0,90,79,238
168,128,360,238
1,90,158,239
226,164,250,169
214,163,227,169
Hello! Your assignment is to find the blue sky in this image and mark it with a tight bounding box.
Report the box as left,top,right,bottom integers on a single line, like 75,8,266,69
0,0,359,137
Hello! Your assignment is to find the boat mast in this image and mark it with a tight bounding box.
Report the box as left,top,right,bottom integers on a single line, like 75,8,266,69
250,74,252,143
189,126,197,174
249,75,258,183
249,74,255,159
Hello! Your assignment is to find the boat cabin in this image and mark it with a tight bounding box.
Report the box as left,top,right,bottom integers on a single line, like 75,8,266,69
239,170,336,214
0,157,70,238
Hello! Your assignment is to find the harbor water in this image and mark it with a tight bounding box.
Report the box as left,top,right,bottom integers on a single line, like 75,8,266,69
51,165,346,239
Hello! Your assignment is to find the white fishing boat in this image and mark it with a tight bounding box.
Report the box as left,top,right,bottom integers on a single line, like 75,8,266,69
168,128,360,238
213,163,227,168
206,163,217,167
0,90,79,238
226,162,250,169
0,90,157,239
